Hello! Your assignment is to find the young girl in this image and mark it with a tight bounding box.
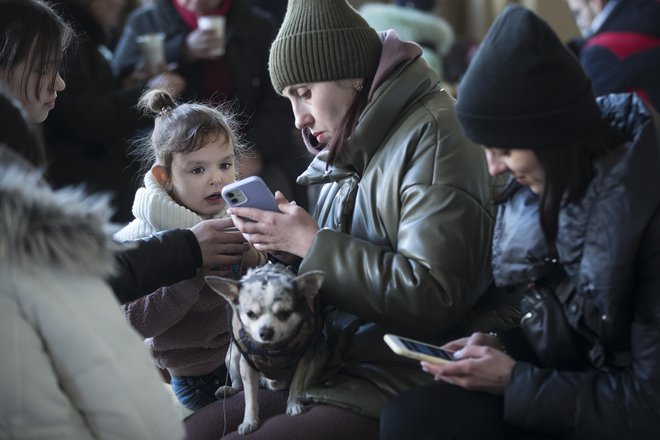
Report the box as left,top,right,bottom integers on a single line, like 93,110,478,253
115,88,266,412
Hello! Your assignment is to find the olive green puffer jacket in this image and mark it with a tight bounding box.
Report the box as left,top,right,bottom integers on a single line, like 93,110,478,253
297,54,519,418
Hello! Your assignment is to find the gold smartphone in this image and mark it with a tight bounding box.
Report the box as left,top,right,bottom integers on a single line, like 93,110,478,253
383,333,455,364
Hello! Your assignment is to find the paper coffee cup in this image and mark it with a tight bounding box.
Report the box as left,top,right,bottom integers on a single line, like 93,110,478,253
136,32,165,71
198,16,226,56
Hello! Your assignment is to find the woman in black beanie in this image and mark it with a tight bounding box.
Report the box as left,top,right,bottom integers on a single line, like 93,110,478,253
381,5,660,439
182,0,518,438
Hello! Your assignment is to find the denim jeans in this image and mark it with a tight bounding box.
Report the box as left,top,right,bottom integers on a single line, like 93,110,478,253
170,364,230,411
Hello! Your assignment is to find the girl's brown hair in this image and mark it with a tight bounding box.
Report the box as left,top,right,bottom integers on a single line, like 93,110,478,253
134,89,246,176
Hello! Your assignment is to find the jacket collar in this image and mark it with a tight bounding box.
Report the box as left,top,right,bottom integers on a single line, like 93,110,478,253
298,33,436,185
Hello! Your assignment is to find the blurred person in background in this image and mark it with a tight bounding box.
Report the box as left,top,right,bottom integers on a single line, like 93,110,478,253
566,0,660,110
113,0,311,208
42,0,185,223
360,0,454,79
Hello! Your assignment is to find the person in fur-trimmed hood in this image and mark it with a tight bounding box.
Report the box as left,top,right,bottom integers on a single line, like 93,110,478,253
0,89,184,438
360,0,454,77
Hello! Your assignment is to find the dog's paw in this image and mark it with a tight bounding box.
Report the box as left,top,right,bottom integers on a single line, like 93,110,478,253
214,385,239,399
238,419,260,435
286,402,307,416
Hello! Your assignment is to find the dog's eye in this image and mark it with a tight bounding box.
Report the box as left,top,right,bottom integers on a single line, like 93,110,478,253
246,311,258,320
276,310,292,321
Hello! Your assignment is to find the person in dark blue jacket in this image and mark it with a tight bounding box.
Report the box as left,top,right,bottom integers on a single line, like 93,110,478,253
566,0,660,110
381,5,660,439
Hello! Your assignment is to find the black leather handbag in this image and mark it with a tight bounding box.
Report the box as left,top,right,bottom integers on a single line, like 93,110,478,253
519,277,587,370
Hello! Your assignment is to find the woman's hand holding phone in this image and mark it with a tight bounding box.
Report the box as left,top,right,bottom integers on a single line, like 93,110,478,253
420,332,515,395
227,180,319,258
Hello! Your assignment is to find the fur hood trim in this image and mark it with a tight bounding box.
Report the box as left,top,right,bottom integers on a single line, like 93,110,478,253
0,165,119,276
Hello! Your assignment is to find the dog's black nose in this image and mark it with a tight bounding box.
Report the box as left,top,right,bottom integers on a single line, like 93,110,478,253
260,327,274,341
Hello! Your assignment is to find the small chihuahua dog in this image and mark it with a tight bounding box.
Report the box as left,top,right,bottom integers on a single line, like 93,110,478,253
205,263,326,435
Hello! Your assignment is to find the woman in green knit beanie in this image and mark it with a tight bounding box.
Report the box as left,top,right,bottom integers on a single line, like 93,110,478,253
185,0,514,438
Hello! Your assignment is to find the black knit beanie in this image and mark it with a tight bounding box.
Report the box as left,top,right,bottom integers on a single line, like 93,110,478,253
455,5,602,149
268,0,382,94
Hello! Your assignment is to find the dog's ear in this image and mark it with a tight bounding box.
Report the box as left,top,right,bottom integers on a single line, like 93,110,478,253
294,271,324,311
205,276,241,305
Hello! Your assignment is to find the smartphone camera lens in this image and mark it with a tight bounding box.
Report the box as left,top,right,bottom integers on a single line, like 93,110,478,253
227,192,234,197
231,198,238,203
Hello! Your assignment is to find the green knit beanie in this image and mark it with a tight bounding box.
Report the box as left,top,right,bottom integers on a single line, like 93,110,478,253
268,0,383,94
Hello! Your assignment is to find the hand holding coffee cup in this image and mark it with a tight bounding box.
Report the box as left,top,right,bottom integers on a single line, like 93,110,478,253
136,33,166,74
197,15,226,57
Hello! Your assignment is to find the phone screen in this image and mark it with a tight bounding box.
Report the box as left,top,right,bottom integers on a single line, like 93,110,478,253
401,338,455,361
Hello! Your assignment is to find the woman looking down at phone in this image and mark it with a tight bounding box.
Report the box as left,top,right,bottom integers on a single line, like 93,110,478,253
183,0,518,438
381,6,660,439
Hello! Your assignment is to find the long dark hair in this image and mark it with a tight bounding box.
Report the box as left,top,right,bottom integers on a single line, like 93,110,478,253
326,77,374,166
0,85,42,166
494,119,630,244
0,0,73,106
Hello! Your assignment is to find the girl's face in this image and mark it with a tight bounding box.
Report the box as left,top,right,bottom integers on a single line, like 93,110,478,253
484,147,545,194
175,0,223,15
283,79,360,146
4,56,65,123
158,135,235,216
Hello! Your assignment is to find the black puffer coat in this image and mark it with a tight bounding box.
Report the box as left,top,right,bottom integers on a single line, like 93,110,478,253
494,94,660,439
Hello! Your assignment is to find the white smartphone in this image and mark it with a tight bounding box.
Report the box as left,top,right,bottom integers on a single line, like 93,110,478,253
383,333,455,364
222,176,278,212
